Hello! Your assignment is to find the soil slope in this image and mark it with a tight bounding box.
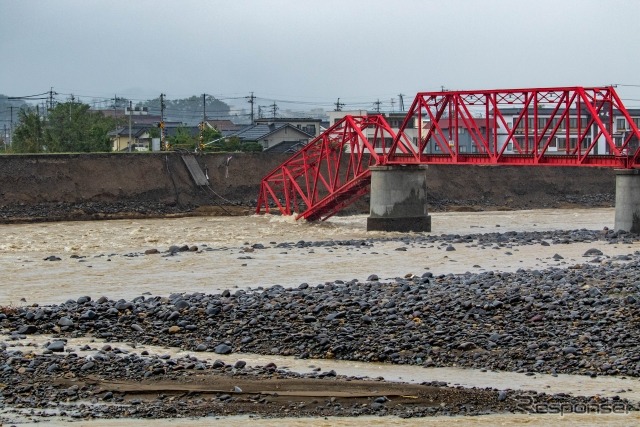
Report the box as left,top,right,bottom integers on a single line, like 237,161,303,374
0,153,616,222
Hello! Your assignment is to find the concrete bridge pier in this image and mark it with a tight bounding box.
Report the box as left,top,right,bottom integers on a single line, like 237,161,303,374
367,165,431,232
615,169,640,233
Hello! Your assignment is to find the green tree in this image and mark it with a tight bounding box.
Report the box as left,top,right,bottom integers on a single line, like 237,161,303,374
11,102,117,153
198,127,223,151
168,125,194,149
11,108,44,153
241,142,263,152
202,127,221,142
148,126,160,138
223,136,242,152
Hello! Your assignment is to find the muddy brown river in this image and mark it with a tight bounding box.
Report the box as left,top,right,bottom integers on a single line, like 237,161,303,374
2,208,639,426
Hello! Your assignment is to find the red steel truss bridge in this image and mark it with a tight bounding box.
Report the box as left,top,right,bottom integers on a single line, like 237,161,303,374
257,86,640,221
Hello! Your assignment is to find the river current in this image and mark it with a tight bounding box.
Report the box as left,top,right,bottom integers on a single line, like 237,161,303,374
2,208,639,426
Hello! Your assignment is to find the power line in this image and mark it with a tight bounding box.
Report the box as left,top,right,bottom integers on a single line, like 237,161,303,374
8,88,419,118
7,91,50,100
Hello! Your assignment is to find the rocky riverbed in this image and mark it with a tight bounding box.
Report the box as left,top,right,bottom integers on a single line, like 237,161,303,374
0,341,636,419
2,227,640,421
1,344,634,422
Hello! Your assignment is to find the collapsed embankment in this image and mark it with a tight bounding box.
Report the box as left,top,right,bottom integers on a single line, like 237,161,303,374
0,152,616,222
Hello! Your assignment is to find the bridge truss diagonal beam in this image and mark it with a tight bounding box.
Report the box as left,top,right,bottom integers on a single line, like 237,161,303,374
256,115,410,221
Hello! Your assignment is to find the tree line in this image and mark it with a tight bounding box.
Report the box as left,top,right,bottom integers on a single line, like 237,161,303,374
9,102,117,153
4,99,261,153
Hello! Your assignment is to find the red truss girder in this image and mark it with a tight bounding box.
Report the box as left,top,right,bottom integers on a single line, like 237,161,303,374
256,115,404,220
257,86,640,221
387,86,640,168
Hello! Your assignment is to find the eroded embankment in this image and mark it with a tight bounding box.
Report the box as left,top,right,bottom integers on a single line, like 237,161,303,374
0,153,616,222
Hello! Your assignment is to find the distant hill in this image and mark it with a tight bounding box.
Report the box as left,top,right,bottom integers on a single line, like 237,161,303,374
140,95,231,125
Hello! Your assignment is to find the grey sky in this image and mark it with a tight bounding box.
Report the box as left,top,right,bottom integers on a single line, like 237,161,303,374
2,0,640,111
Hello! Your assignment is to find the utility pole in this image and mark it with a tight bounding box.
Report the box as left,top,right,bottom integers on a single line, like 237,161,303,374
202,93,206,123
8,106,16,146
199,93,206,152
390,98,395,113
69,94,75,119
258,106,263,120
113,94,118,147
374,99,381,113
128,100,132,152
334,98,344,111
160,93,167,150
48,87,56,115
270,102,278,119
247,92,255,123
35,105,41,150
398,94,405,112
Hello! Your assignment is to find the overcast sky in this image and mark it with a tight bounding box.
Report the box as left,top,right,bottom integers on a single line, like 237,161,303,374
2,0,640,112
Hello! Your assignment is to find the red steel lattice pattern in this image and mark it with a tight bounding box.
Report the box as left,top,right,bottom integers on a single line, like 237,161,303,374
257,86,640,219
388,86,640,167
256,115,407,221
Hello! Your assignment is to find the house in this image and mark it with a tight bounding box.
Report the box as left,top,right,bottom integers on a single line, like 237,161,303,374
163,124,201,139
254,117,322,137
205,119,242,133
327,110,368,126
108,126,152,151
226,122,314,152
108,122,195,151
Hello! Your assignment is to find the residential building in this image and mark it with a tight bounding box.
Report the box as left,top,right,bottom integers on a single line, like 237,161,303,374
493,107,640,155
108,122,193,151
327,105,640,156
327,110,368,127
228,122,314,152
422,117,498,154
204,119,243,133
109,126,152,151
254,117,322,138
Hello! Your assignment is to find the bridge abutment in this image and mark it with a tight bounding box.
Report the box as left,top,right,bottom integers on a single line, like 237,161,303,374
367,165,431,232
615,169,640,233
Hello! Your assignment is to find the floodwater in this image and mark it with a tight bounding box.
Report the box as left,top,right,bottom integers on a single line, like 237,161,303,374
2,208,640,426
1,208,637,305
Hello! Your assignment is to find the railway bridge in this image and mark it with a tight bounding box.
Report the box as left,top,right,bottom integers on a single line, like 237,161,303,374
257,86,640,232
